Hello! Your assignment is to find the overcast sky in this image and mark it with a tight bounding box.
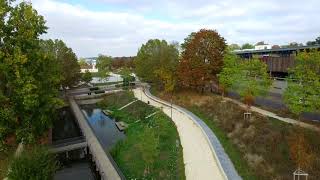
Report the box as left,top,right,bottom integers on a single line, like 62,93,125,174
30,0,320,58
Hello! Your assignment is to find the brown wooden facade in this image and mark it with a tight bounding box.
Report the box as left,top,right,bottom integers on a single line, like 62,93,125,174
235,45,320,73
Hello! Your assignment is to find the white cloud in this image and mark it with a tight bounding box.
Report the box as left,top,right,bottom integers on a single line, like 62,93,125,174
30,0,320,57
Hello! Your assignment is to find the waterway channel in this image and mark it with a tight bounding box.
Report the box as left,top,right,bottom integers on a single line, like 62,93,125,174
53,107,96,180
81,104,126,150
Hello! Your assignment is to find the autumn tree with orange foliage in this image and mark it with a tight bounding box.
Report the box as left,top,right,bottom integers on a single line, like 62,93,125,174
177,29,226,92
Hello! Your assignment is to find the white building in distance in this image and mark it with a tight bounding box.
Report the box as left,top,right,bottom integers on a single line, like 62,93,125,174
80,57,98,73
255,44,272,50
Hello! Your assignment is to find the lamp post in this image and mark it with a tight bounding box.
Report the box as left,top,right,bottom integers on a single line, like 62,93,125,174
171,90,173,120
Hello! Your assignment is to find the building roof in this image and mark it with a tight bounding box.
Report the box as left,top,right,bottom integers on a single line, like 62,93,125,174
234,45,320,55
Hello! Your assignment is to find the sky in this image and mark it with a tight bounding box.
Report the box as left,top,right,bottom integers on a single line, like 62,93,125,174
29,0,320,58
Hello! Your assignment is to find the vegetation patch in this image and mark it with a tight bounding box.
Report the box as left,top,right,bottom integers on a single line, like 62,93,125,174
0,145,17,179
7,146,59,180
154,89,320,180
98,91,185,179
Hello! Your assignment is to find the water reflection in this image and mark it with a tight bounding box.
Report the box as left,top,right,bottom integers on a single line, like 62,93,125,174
81,105,125,150
53,107,82,142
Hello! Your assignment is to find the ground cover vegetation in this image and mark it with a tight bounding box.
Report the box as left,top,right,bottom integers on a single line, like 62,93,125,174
8,146,59,180
97,91,185,179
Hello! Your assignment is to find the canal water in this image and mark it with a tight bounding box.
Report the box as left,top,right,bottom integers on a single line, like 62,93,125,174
52,107,82,142
91,73,123,84
53,105,125,180
81,104,126,150
53,107,97,180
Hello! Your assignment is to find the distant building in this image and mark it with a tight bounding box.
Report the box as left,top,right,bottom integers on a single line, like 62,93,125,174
234,45,320,75
254,44,272,50
80,57,98,73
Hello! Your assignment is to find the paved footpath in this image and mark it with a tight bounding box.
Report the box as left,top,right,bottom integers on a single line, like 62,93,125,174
224,97,320,132
134,88,240,180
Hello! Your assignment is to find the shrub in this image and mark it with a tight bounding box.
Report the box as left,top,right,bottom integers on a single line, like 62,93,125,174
8,146,59,180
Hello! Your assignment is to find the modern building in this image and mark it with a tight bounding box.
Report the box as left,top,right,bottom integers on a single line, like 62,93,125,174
234,45,320,76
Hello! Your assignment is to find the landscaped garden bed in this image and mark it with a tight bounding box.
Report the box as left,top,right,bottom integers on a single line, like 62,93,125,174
152,88,320,180
97,91,185,179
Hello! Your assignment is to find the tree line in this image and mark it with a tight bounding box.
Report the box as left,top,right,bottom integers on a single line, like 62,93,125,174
228,36,320,51
134,29,320,115
134,29,320,174
0,1,81,146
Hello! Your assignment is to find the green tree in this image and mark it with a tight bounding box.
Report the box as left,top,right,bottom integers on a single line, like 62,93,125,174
288,42,299,47
255,41,266,46
235,58,272,110
82,70,92,84
218,51,240,96
241,43,254,49
119,67,135,86
228,44,241,51
96,54,112,79
284,50,320,115
283,51,320,173
135,39,179,85
8,146,59,180
0,1,63,143
316,36,320,45
306,36,320,46
41,39,81,89
155,69,176,93
177,29,226,91
79,58,90,69
306,41,316,46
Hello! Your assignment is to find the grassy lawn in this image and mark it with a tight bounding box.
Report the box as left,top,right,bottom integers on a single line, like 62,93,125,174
152,87,320,180
98,91,185,179
98,91,135,110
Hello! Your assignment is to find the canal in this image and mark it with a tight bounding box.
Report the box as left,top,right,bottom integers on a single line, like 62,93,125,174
80,104,126,150
53,107,96,180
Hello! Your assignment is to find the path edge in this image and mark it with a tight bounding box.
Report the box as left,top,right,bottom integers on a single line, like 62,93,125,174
143,86,242,180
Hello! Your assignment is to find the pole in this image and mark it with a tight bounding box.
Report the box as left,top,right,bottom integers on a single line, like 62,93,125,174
171,89,173,120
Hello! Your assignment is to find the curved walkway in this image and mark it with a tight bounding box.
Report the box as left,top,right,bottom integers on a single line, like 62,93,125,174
133,88,241,180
